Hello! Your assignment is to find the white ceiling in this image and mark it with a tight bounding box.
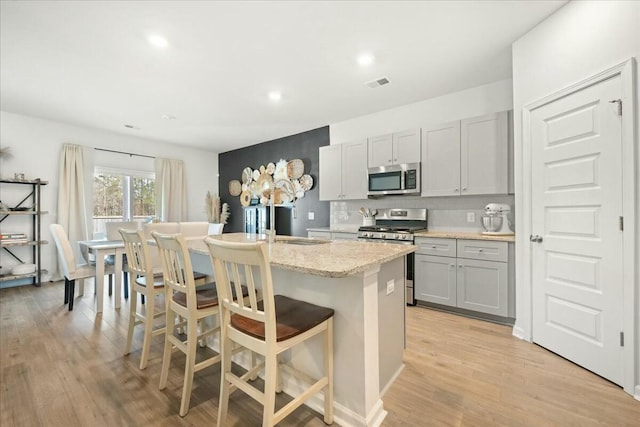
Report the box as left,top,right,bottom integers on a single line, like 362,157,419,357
0,0,566,153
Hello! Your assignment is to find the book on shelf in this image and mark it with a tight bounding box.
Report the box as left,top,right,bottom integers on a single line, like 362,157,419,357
1,233,27,240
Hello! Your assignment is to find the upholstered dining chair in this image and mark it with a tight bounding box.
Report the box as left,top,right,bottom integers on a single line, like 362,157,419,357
152,231,249,417
50,224,115,311
204,237,334,427
120,228,165,370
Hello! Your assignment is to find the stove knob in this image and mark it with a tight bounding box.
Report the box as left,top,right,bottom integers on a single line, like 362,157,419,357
394,234,401,240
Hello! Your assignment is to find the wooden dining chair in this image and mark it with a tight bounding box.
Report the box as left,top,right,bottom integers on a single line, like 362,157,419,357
204,237,334,427
152,231,249,417
50,224,115,311
120,228,165,370
106,221,139,298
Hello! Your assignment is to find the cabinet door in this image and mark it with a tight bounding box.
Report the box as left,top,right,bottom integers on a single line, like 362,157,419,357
393,129,421,164
414,254,457,307
319,144,343,200
367,134,393,167
456,258,508,316
331,231,358,240
421,121,461,197
341,139,368,200
460,111,508,195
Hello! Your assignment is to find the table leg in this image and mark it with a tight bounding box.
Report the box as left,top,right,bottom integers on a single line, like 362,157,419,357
95,250,105,313
114,249,122,309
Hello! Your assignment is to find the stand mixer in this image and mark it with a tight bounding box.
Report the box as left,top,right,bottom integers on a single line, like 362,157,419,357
481,203,514,235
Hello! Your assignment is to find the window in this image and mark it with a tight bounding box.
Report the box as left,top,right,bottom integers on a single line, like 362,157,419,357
92,168,155,237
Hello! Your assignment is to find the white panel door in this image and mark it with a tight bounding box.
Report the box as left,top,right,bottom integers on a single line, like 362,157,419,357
319,144,343,200
421,121,461,197
531,75,623,385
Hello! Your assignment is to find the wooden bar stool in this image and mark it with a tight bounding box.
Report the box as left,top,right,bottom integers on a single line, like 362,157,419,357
153,231,250,417
120,228,165,370
205,237,334,427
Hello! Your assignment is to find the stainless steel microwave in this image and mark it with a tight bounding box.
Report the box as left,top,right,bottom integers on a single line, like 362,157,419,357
367,162,420,196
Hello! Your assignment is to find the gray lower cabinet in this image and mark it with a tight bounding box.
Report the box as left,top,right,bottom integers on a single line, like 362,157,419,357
456,258,508,316
415,254,457,306
414,237,511,317
307,230,358,240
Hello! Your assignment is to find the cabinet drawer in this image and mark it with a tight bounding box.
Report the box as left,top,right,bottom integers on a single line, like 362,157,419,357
308,231,331,239
331,232,358,240
415,237,456,257
456,239,507,262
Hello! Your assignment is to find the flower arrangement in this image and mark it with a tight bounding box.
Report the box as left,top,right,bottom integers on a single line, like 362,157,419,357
205,191,230,224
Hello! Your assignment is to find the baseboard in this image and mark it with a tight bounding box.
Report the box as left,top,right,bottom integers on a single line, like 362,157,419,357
380,363,404,397
635,385,640,401
512,325,527,341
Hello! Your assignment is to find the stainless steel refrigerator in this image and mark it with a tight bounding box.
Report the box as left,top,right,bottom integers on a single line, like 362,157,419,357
243,205,293,236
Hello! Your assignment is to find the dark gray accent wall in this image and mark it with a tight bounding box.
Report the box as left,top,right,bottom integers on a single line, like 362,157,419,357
218,126,330,236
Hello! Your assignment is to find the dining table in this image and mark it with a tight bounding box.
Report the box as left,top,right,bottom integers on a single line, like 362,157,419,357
78,239,126,313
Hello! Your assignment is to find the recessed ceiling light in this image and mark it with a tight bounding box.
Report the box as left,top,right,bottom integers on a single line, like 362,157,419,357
162,114,176,120
147,34,169,49
268,91,282,102
357,53,375,67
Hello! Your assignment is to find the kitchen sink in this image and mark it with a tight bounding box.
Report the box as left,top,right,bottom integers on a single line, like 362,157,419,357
276,238,330,245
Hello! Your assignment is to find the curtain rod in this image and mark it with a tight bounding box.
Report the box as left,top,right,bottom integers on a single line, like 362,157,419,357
94,147,155,159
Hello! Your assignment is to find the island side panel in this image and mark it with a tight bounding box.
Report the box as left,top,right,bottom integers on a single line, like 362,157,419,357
376,256,405,394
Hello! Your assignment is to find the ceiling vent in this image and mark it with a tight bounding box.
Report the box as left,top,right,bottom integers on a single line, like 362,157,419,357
365,77,390,88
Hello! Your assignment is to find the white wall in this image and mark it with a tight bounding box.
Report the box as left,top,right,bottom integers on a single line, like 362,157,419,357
0,110,219,282
330,78,513,144
512,0,640,396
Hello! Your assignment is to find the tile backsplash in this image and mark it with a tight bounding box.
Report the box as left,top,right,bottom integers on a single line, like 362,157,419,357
331,194,515,232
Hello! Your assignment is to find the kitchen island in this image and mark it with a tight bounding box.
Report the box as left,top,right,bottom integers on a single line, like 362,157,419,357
187,233,415,427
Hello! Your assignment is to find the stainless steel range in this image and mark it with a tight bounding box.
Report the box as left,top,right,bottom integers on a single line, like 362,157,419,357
357,208,427,305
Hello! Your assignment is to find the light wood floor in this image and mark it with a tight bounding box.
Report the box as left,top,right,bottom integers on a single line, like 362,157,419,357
1,281,638,426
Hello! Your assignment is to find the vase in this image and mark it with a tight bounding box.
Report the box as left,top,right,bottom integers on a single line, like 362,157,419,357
208,223,224,235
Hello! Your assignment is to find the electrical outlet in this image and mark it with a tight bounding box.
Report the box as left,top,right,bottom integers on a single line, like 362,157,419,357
386,280,394,295
467,212,475,223
308,211,314,220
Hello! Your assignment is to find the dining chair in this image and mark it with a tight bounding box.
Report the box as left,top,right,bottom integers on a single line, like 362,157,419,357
120,228,165,370
50,224,115,311
204,237,334,427
105,221,139,298
152,231,249,417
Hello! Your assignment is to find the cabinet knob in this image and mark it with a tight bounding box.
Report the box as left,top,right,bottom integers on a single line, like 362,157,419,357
462,187,467,191
431,245,436,248
530,234,543,243
454,188,459,192
449,264,455,268
458,264,463,268
478,248,483,253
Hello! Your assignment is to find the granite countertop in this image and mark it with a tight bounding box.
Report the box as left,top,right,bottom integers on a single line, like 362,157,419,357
414,230,516,242
187,233,415,278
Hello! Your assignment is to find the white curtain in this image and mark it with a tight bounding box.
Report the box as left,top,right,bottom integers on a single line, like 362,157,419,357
57,143,89,264
154,158,187,222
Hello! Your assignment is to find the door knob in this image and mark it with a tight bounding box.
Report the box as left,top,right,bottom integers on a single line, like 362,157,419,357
530,234,543,243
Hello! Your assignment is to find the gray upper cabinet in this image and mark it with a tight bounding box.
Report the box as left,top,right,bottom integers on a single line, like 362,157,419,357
421,111,509,197
319,139,368,200
368,129,420,167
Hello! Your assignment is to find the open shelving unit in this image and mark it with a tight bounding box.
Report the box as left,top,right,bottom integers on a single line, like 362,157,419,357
0,178,48,286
